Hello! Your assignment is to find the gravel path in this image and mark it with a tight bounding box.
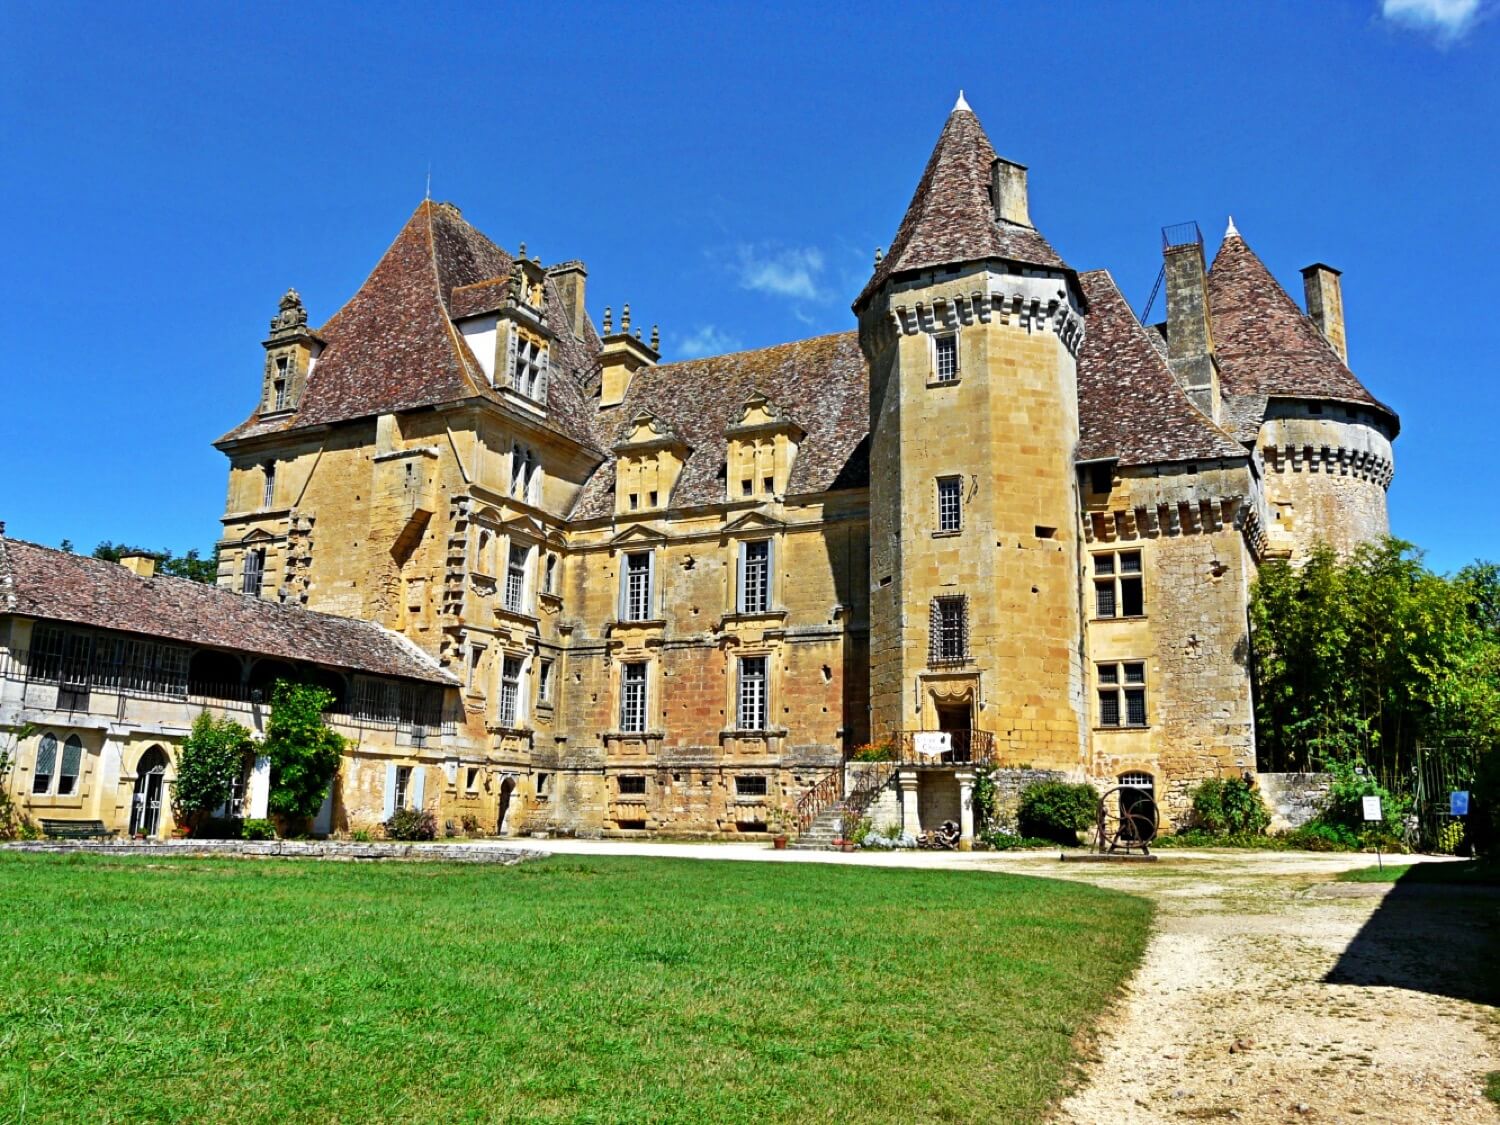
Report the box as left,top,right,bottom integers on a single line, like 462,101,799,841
1052,855,1499,1124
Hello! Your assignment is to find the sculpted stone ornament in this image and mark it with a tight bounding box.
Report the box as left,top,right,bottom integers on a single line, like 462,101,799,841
269,289,308,336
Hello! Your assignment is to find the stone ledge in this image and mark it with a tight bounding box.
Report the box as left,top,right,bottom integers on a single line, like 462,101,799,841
2,839,546,865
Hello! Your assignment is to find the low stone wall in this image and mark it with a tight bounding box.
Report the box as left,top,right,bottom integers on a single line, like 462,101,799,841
1258,772,1331,829
2,839,545,865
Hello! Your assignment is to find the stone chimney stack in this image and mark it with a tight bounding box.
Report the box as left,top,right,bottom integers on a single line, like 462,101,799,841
1163,225,1221,423
1301,263,1347,364
549,261,589,339
990,157,1031,227
119,552,158,578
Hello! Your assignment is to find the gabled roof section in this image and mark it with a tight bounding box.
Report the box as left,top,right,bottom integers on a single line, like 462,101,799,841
855,101,1069,310
570,332,869,521
1207,230,1398,430
0,537,457,685
219,201,605,453
1076,270,1247,466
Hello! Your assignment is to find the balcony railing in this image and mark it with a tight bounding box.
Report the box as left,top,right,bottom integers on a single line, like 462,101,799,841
889,729,997,767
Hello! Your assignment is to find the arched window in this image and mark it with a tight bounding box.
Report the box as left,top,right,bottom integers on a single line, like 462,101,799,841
58,736,84,796
32,734,57,794
1118,772,1154,790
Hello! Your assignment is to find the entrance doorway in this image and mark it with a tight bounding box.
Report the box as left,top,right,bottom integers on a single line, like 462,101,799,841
1117,771,1157,841
496,776,516,835
129,746,170,838
936,703,971,733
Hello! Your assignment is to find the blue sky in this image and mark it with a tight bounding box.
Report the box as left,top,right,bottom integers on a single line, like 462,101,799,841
1,0,1495,572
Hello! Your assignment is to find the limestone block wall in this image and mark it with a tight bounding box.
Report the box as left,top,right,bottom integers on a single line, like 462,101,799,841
983,767,1067,833
862,266,1087,771
1258,771,1331,830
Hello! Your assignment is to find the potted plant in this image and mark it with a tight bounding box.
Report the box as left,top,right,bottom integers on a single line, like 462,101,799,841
767,806,795,849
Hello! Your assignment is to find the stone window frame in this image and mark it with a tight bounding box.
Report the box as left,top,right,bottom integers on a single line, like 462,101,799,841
736,654,770,731
929,595,970,666
617,774,647,796
935,475,963,535
497,653,526,727
503,538,534,616
1097,661,1149,729
931,331,960,385
617,550,657,623
536,657,554,707
735,538,775,615
393,764,413,811
734,774,769,799
241,547,267,597
465,766,482,794
1092,548,1145,620
272,356,290,410
619,659,650,733
260,462,277,509
511,444,541,504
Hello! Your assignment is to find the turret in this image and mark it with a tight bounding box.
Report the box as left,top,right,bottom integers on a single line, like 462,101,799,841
855,94,1088,773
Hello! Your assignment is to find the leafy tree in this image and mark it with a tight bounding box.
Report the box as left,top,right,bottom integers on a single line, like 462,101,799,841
263,681,345,823
1250,538,1500,797
171,711,253,830
91,540,220,584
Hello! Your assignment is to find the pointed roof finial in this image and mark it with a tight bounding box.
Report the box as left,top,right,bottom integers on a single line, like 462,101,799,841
954,89,971,112
1225,215,1240,239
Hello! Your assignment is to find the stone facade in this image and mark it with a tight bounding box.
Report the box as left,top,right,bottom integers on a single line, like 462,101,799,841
7,98,1400,845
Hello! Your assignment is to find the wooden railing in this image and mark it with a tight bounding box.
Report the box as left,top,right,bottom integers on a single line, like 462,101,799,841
890,729,997,767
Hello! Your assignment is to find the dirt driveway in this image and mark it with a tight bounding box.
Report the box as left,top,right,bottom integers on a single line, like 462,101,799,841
1049,853,1499,1124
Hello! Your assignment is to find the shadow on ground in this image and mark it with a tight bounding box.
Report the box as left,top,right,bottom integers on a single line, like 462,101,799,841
1324,868,1500,1007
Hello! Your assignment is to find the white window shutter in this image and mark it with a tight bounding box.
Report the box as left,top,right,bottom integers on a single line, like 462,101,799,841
247,755,271,819
537,345,550,400
735,541,747,614
647,551,657,618
617,556,628,620
382,762,398,819
411,767,426,812
503,324,518,389
766,537,777,610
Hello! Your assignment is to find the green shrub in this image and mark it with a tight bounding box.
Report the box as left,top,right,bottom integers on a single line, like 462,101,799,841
384,808,437,841
171,712,253,831
263,681,346,823
1189,777,1271,836
979,831,1055,851
1155,830,1288,850
1317,760,1407,837
1017,782,1098,846
351,829,373,843
241,818,276,841
1282,822,1360,851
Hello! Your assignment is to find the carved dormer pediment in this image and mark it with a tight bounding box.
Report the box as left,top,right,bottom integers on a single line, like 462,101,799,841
608,523,670,549
499,513,548,541
720,510,787,536
725,391,806,441
241,527,277,544
613,411,689,455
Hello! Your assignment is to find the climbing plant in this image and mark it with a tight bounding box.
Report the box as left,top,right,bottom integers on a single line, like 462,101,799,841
263,681,345,822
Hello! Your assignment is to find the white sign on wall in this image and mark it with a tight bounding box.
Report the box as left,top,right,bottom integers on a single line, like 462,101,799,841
913,732,952,758
1361,795,1383,822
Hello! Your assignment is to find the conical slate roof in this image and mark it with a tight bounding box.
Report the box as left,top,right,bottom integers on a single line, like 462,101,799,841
219,201,604,451
855,98,1069,310
1207,229,1397,429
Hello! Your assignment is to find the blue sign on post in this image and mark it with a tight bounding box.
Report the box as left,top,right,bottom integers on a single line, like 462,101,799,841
1450,791,1470,817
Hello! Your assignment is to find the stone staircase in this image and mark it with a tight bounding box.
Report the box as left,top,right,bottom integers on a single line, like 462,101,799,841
790,803,847,850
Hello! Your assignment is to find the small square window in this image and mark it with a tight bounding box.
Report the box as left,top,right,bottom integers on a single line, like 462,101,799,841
618,775,647,795
1094,550,1145,619
762,476,774,495
1089,464,1112,494
735,775,768,797
465,767,480,793
536,772,550,797
648,491,658,508
628,493,639,510
741,479,753,497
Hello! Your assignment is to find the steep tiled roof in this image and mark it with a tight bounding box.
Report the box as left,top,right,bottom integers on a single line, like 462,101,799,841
219,201,603,453
1076,271,1247,466
855,104,1069,310
1207,231,1397,431
0,537,456,685
569,333,869,520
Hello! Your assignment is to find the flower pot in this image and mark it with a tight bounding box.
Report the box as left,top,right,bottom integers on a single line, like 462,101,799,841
772,835,789,850
840,842,857,853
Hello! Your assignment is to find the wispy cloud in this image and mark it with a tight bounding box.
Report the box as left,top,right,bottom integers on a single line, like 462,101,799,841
673,324,743,360
734,244,828,302
1380,0,1484,42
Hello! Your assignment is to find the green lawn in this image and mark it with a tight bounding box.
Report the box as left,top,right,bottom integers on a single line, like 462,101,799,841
0,853,1150,1125
1335,859,1500,884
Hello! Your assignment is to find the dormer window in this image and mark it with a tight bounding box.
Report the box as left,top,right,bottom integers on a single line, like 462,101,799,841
512,335,547,402
272,357,290,410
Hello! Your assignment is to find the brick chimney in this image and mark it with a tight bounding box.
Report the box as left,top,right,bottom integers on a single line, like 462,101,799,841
1301,263,1347,364
1163,225,1220,424
119,552,158,578
549,261,589,339
990,157,1031,227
